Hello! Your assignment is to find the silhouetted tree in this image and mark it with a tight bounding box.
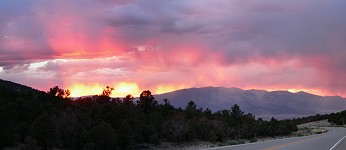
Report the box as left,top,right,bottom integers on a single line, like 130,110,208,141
48,86,70,98
185,101,197,120
97,86,114,103
101,86,114,97
0,79,306,148
204,108,212,119
29,113,56,148
56,110,86,149
118,120,134,149
123,94,134,106
137,90,157,113
196,116,217,141
162,114,188,143
0,110,15,148
91,121,117,150
231,104,244,139
24,136,38,150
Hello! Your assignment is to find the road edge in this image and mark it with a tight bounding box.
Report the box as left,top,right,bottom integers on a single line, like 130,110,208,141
205,127,336,150
330,136,346,150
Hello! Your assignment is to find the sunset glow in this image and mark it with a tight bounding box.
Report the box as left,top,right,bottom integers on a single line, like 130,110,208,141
1,0,346,97
67,82,141,97
68,82,187,97
68,84,104,97
112,82,141,97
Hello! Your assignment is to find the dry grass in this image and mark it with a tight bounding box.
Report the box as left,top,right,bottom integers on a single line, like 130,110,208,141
295,119,330,136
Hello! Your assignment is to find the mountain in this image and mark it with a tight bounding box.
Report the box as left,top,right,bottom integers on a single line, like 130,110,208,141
0,79,41,93
3,78,346,120
154,87,346,119
0,79,49,100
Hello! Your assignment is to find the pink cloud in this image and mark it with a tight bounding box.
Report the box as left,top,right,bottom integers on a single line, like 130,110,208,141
1,0,346,97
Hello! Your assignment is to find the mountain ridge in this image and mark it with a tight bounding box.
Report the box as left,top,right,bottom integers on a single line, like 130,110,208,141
153,86,346,119
2,79,346,120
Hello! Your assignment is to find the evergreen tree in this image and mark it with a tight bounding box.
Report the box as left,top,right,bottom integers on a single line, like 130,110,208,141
29,113,56,148
91,121,117,150
231,104,244,139
118,120,134,149
138,90,157,113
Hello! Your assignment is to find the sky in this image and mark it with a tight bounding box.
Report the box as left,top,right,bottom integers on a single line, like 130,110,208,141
1,0,346,97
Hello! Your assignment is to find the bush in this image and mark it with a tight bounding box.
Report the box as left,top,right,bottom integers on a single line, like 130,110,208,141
29,113,56,148
217,143,226,146
91,121,117,150
229,140,238,145
229,139,246,145
238,139,246,144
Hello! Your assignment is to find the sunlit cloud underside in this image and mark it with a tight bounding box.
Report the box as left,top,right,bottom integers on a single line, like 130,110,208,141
1,0,346,97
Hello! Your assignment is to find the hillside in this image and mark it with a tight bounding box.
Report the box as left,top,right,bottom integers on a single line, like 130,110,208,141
0,79,43,94
154,87,346,119
0,79,300,149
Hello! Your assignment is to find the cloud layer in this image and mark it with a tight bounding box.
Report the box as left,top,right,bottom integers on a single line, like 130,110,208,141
1,0,346,97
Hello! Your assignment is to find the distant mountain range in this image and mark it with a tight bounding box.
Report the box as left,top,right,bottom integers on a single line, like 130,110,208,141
154,87,346,119
2,78,346,120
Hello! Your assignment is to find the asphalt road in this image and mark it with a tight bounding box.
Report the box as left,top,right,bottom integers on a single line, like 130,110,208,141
207,127,346,150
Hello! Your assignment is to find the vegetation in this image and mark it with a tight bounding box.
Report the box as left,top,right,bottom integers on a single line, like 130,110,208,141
328,110,346,125
0,79,341,149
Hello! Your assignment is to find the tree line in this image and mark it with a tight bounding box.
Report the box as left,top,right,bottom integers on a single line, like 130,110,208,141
0,83,322,150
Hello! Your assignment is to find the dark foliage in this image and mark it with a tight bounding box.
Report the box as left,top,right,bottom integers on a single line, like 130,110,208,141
0,79,338,149
328,110,346,125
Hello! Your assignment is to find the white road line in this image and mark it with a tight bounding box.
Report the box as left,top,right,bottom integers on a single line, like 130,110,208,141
330,136,346,150
206,128,336,150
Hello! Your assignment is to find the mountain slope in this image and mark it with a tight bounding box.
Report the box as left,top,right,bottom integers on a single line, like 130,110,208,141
154,87,346,119
0,79,41,93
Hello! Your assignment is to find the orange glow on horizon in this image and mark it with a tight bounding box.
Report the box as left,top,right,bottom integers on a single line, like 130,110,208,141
68,83,104,97
111,82,141,97
67,82,141,97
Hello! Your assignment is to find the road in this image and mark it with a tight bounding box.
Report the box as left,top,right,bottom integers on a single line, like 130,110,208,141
207,127,346,150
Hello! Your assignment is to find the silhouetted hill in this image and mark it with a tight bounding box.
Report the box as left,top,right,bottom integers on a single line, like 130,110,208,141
0,79,48,99
0,79,40,93
154,87,346,119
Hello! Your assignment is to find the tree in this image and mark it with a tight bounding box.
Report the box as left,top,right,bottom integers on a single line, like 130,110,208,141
0,110,15,148
230,104,244,139
0,79,307,147
91,121,117,150
117,120,134,149
240,113,256,139
196,116,217,141
24,136,38,150
122,94,134,106
185,101,197,120
142,124,160,144
101,86,114,97
97,86,114,103
160,99,175,120
29,113,56,148
137,90,157,113
231,104,244,119
186,101,197,110
48,86,70,98
162,114,188,143
94,103,120,128
56,110,86,149
204,108,212,119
